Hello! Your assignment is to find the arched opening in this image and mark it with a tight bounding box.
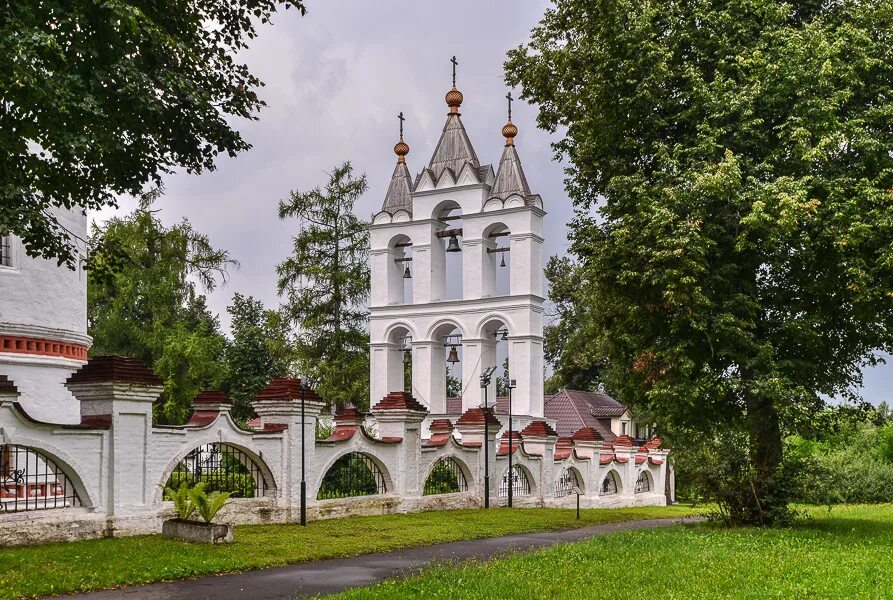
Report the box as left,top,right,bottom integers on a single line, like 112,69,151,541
387,324,413,395
317,452,387,500
430,322,464,409
423,457,469,495
554,466,583,498
483,223,511,297
635,470,653,494
388,234,413,305
480,317,511,406
165,443,273,498
434,202,463,301
601,470,621,496
499,464,531,498
0,445,82,512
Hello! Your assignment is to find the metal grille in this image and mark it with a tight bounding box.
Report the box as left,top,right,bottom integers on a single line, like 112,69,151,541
423,457,468,495
167,443,267,498
0,445,81,512
635,471,651,493
554,467,580,498
601,471,619,495
0,236,10,267
317,452,387,500
498,464,530,498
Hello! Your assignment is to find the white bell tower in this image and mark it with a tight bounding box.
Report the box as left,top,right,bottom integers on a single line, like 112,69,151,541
369,62,545,419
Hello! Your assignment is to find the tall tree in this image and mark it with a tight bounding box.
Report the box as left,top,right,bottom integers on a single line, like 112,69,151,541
507,0,893,523
222,293,294,421
88,191,235,423
277,163,370,408
543,255,605,393
1,0,306,267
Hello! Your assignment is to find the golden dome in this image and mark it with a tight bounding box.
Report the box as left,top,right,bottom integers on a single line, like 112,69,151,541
445,86,464,113
502,121,518,145
394,138,410,163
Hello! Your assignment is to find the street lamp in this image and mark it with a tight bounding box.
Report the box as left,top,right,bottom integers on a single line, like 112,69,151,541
507,378,517,508
480,365,497,509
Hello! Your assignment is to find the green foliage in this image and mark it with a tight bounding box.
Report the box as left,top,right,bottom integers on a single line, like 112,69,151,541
277,162,370,408
0,0,306,267
222,294,294,421
162,483,196,521
0,506,699,598
424,461,462,496
507,0,893,524
333,505,893,600
88,191,234,423
543,256,605,393
316,453,380,500
189,483,231,524
166,470,256,499
446,367,462,399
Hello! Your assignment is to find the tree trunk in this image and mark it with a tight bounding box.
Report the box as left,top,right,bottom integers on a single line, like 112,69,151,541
743,387,787,524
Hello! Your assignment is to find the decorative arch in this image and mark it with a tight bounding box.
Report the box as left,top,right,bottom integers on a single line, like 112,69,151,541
431,199,463,221
317,451,389,500
601,469,621,496
423,456,471,495
635,470,654,494
554,466,583,498
0,444,85,512
383,320,418,342
499,463,533,498
161,442,275,501
426,319,467,340
474,313,516,340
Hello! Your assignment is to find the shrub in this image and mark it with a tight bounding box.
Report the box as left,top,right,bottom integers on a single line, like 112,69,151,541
166,469,256,498
189,483,231,524
163,482,197,521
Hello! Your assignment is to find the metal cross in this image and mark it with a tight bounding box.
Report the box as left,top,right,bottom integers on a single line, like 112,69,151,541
451,55,458,86
398,111,405,139
506,91,513,121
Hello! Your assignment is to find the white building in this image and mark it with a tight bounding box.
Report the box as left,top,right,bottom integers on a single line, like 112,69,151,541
0,208,90,424
369,78,545,423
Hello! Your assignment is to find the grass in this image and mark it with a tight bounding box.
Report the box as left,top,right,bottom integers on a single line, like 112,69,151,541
0,505,697,599
333,504,893,600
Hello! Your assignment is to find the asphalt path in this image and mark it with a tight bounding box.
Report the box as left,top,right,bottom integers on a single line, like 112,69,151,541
55,517,697,600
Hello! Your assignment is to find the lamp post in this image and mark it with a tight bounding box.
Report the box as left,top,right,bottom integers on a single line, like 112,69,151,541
300,383,306,526
480,366,496,509
507,378,517,508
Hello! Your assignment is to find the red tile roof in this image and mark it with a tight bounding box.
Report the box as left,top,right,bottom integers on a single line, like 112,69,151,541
253,378,321,403
554,437,573,460
456,407,501,428
644,437,662,450
67,356,162,386
599,454,613,465
185,411,219,427
520,420,558,438
193,390,232,405
372,391,427,412
425,432,452,447
572,427,605,442
334,407,365,422
429,419,454,432
543,389,620,440
497,431,522,456
613,435,634,447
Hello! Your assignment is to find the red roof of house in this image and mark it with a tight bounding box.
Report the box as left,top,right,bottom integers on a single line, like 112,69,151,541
67,355,162,386
543,389,621,440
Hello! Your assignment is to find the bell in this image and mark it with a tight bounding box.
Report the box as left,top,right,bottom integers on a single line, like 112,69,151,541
447,346,460,364
446,235,462,253
403,265,412,279
403,349,412,364
500,329,509,341
499,253,506,268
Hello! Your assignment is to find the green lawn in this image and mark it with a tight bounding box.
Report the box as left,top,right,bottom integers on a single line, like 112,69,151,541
0,505,697,599
333,504,893,600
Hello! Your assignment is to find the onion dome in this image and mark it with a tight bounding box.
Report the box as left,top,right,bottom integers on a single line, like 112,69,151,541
446,86,464,114
394,139,409,163
502,121,518,146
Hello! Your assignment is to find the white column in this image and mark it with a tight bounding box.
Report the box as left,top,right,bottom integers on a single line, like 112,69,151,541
461,338,497,412
411,341,446,412
369,343,394,405
412,243,433,304
509,336,544,417
509,232,544,298
462,238,486,300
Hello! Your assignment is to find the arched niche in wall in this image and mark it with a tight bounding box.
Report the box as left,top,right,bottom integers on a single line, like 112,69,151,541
387,233,413,305
482,222,511,297
433,200,463,301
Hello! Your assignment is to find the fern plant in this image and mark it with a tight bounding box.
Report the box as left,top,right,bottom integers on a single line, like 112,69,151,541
189,483,232,524
163,482,197,521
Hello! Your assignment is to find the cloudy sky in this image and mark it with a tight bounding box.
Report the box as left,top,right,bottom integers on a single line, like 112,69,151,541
95,1,891,404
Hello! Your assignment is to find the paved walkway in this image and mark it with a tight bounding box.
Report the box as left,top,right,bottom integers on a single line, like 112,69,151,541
57,517,695,600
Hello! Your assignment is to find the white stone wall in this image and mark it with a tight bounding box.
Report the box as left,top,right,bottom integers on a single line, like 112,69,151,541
0,383,670,546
